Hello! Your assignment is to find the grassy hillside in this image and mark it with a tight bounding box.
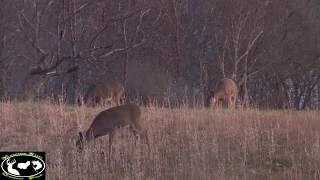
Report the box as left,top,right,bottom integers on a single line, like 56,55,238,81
0,101,319,180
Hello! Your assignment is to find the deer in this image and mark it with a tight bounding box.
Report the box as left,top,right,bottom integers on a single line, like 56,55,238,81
84,80,124,107
210,78,238,108
76,103,150,156
6,158,20,176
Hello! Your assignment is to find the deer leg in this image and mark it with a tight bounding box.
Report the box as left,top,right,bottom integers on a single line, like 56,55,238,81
103,96,111,106
231,95,237,109
226,96,230,108
112,97,115,106
144,130,150,152
112,95,120,106
218,98,222,108
116,96,121,106
129,125,139,146
131,124,150,151
102,97,106,107
108,131,115,157
97,97,104,107
219,98,225,108
100,97,104,107
105,97,110,107
92,97,99,107
91,131,109,154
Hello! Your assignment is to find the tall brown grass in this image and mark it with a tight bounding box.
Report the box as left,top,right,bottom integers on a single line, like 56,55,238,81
0,101,319,180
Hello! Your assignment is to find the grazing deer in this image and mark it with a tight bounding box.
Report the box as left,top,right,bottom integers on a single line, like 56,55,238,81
210,78,238,108
84,80,124,107
76,103,149,156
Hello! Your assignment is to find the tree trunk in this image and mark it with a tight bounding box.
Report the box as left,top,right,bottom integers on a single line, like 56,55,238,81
318,82,320,110
293,82,300,110
71,0,79,105
123,19,129,88
243,56,249,108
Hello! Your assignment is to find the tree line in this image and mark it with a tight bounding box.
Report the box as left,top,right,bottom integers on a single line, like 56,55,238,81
0,0,319,110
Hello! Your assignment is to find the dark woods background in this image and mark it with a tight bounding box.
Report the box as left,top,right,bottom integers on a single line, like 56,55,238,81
0,0,319,110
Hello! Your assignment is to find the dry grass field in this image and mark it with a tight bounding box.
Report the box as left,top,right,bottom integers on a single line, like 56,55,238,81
0,101,319,180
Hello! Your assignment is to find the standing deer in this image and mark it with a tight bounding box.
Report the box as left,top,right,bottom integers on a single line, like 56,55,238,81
210,78,238,108
76,103,149,156
84,80,124,107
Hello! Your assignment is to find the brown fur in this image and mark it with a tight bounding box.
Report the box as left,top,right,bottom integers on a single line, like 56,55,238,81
210,78,238,108
84,81,124,107
76,103,149,155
